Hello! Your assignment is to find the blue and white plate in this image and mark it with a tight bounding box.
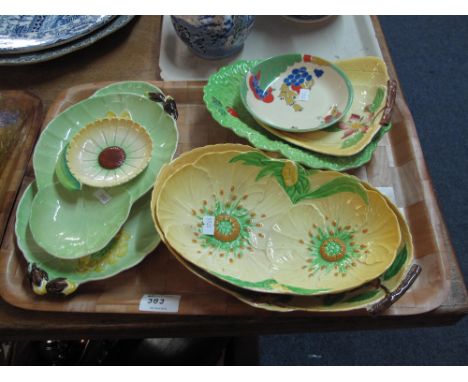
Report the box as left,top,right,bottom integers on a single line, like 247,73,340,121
0,16,134,65
0,15,115,54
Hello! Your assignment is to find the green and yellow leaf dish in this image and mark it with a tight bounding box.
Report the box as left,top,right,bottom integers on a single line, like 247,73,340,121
151,144,413,311
154,145,401,295
203,59,392,170
229,180,414,312
16,182,160,296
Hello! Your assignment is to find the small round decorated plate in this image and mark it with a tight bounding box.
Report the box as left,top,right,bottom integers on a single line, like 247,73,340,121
154,144,401,295
240,54,353,132
67,118,153,188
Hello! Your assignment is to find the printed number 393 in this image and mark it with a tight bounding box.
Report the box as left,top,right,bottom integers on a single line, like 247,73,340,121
148,297,165,304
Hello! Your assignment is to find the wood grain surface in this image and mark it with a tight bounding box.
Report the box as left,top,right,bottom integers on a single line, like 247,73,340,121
0,16,466,340
0,91,43,246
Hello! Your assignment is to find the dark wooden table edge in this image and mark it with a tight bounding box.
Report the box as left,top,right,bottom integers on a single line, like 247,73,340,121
0,16,466,340
0,308,466,341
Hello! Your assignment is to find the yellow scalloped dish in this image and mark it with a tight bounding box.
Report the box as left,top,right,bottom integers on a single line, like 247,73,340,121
153,144,401,295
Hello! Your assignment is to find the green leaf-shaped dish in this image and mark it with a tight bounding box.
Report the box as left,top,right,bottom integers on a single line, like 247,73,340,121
16,182,160,295
29,182,133,259
33,93,178,201
203,60,392,171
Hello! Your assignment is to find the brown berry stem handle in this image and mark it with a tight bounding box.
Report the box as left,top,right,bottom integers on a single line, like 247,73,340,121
380,79,397,125
148,92,179,120
367,264,422,315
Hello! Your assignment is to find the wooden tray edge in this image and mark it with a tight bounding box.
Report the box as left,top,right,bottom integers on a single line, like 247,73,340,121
0,81,456,316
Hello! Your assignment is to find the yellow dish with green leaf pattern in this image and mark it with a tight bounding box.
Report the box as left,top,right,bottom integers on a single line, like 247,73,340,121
153,144,401,295
152,144,414,312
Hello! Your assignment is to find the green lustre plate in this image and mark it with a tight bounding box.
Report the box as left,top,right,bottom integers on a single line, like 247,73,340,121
33,93,178,201
16,182,160,296
204,60,392,171
92,81,164,98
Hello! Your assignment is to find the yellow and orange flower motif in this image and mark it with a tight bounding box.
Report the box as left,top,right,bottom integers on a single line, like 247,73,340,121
190,189,266,263
157,151,290,283
267,190,401,292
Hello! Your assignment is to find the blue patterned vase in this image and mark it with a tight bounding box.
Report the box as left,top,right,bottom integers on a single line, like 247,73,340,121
171,16,256,60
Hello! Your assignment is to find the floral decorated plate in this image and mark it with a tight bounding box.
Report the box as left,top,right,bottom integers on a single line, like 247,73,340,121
265,189,400,293
16,182,160,296
259,57,393,156
240,54,353,133
29,182,133,259
154,145,401,295
33,93,178,201
203,60,392,171
66,118,154,188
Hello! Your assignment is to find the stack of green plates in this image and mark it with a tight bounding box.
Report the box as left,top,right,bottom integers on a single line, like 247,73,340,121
16,81,179,296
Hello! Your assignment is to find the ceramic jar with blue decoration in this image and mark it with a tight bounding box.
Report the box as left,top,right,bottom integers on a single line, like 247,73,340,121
171,16,255,59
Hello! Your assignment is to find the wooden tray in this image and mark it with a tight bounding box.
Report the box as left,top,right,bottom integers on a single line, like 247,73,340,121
0,81,450,316
0,91,42,246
